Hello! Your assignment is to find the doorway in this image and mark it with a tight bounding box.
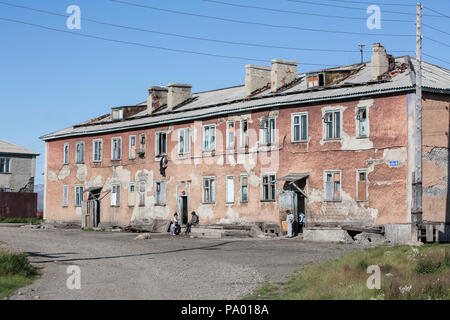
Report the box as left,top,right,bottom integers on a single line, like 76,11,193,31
179,195,188,225
87,188,101,228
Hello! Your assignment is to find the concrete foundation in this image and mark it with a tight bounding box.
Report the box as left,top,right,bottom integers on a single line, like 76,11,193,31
303,227,353,243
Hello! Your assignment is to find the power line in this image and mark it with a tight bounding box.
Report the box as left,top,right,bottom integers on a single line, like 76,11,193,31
424,36,450,48
423,23,450,37
0,1,408,54
423,5,450,19
287,0,444,17
0,16,342,66
319,0,415,7
109,0,414,37
200,0,413,22
423,53,450,66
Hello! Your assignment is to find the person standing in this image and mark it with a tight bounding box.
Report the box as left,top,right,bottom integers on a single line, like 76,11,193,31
286,210,294,238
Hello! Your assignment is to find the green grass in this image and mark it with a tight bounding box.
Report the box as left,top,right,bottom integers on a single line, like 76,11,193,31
0,217,43,224
246,244,450,300
0,251,39,299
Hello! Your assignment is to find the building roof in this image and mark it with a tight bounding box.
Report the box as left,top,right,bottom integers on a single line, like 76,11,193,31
40,56,450,141
0,139,40,156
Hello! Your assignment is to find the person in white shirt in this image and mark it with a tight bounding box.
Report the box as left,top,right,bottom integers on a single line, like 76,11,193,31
286,210,294,238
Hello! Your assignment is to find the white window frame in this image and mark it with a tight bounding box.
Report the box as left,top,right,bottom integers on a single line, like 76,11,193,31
323,109,342,141
203,125,216,152
356,106,369,138
178,128,190,155
110,183,121,207
356,169,368,202
155,131,167,157
240,174,249,203
74,185,83,207
128,183,136,207
306,72,325,88
62,185,69,207
259,117,277,146
93,139,102,162
0,157,11,173
129,135,136,159
139,133,146,155
63,143,69,165
75,141,85,164
291,112,308,142
202,177,215,204
324,170,342,202
111,137,122,161
240,119,249,148
225,175,235,204
155,181,166,206
226,121,235,150
261,173,276,202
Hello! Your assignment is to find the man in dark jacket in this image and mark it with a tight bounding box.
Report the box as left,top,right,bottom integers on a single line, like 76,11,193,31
185,211,199,234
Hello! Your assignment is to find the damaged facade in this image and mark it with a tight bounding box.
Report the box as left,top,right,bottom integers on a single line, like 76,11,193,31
40,43,450,243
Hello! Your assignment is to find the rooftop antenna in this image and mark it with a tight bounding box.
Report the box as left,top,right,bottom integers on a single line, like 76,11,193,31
358,43,366,64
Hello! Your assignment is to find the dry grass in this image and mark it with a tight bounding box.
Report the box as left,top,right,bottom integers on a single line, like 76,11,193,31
247,244,450,300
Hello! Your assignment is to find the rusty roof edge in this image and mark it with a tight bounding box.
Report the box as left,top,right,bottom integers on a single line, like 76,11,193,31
40,85,421,141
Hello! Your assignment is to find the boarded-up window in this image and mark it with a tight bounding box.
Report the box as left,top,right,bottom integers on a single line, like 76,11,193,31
111,184,120,206
357,170,368,201
307,73,325,88
226,176,234,203
155,181,166,205
357,107,368,137
128,183,135,206
138,182,146,206
227,122,235,149
325,171,341,201
129,135,136,159
62,185,68,207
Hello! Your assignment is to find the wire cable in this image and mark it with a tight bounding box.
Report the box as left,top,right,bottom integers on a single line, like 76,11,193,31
423,23,450,37
318,0,415,7
423,5,450,19
0,16,343,66
423,53,450,66
199,0,413,22
424,36,450,48
109,0,414,37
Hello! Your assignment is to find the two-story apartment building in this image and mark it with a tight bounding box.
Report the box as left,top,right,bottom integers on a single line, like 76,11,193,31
40,43,450,243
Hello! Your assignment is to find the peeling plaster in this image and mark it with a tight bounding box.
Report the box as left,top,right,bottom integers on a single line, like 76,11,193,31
197,203,214,220
219,207,243,224
76,164,87,182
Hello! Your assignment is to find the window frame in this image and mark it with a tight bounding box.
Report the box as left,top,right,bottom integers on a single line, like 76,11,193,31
240,119,249,148
291,112,308,143
111,137,122,161
178,128,190,155
323,109,342,141
155,181,167,206
155,131,167,157
139,133,146,155
63,143,69,165
62,185,69,207
240,174,249,203
356,169,368,202
226,121,235,150
0,157,11,174
259,117,277,146
261,173,276,202
92,139,103,162
74,185,83,207
324,170,342,202
356,106,369,138
75,141,85,164
110,183,121,207
128,183,136,207
129,135,137,159
203,124,216,152
202,177,216,204
225,175,235,204
306,72,325,88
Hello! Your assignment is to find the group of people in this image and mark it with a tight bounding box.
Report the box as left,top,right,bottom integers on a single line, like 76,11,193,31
169,211,199,236
286,210,305,238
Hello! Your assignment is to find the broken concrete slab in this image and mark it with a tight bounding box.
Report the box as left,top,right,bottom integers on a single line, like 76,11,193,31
354,232,387,245
135,233,151,240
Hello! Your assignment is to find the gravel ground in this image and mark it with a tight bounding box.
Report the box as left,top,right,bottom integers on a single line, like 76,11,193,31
0,225,363,300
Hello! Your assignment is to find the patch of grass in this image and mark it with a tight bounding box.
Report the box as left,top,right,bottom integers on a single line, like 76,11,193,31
0,251,39,299
82,228,104,232
247,244,450,300
0,217,43,224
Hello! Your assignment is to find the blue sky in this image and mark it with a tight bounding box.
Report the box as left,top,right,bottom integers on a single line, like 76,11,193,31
0,0,448,184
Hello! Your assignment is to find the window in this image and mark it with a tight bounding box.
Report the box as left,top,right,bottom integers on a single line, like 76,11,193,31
357,170,368,201
261,174,276,201
74,185,83,206
202,177,215,203
226,122,235,149
178,128,190,154
111,184,120,206
240,120,249,148
307,73,325,88
128,183,135,206
62,185,69,207
226,176,234,204
325,171,341,201
111,137,122,160
323,110,341,140
75,142,84,163
356,107,368,137
259,117,276,146
0,158,11,173
128,135,136,159
139,134,146,155
138,181,146,206
112,109,123,120
93,140,102,162
155,131,167,157
155,181,166,206
291,113,308,142
240,175,249,203
63,143,69,164
203,125,216,151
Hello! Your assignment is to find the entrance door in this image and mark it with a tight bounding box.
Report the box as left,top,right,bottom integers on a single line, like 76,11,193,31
178,195,189,225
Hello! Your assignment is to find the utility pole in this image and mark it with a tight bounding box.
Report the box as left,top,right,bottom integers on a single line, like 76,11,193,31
412,2,423,239
358,43,365,64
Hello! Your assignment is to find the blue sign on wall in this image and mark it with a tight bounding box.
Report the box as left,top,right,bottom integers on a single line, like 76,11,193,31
389,161,399,167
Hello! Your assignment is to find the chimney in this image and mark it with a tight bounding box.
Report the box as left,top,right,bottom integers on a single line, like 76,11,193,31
147,86,168,115
371,43,391,79
167,83,192,111
271,59,298,92
245,65,271,96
